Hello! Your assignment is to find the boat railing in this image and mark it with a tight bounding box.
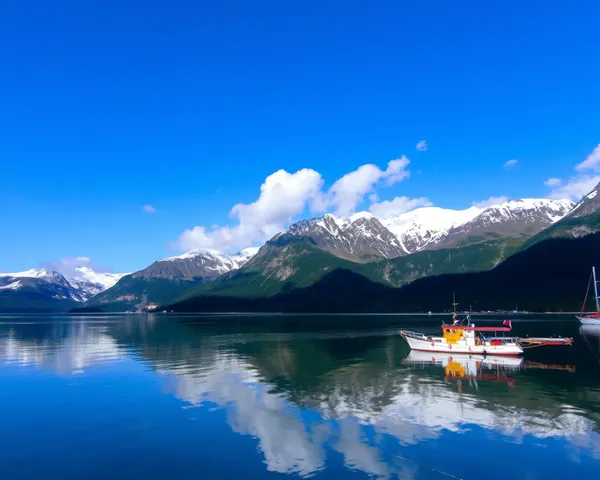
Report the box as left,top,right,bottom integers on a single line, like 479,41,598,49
483,336,519,342
400,330,430,340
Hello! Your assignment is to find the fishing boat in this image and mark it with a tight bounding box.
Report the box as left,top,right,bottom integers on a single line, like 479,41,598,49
576,267,600,326
400,295,524,356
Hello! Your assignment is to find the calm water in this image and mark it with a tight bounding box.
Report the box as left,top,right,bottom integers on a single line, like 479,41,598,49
1,314,600,479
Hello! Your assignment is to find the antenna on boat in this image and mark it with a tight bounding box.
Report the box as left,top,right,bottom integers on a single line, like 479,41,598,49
593,267,599,313
452,291,458,324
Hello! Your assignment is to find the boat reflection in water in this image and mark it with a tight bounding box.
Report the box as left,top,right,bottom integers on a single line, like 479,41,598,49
403,351,522,391
403,351,578,393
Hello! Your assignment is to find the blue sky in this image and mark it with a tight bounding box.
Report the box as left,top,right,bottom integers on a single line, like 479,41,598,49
2,1,599,273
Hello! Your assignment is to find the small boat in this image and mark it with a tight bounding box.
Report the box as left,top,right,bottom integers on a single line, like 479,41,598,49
576,267,600,326
400,294,523,356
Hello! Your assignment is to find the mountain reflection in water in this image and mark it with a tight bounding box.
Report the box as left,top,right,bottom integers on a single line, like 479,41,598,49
1,314,600,479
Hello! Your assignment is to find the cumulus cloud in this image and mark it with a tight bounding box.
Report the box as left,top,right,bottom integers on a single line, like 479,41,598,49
178,157,412,252
180,168,325,252
41,256,112,277
544,178,562,187
416,140,428,152
328,157,410,217
545,144,600,201
575,144,600,172
143,204,156,213
368,196,432,218
504,159,518,168
472,196,509,208
547,175,600,201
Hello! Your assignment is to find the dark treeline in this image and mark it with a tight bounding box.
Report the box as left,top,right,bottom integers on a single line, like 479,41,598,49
169,233,600,313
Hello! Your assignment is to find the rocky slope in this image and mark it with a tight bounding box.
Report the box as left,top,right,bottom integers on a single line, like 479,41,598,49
381,206,483,253
0,269,82,312
67,267,129,301
522,182,600,249
86,248,259,311
434,199,574,249
278,213,405,261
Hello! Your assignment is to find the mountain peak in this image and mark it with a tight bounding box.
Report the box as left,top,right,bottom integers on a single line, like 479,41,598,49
283,213,405,261
348,211,375,222
564,182,600,219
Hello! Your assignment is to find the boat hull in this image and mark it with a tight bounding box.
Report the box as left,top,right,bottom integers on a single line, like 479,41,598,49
577,316,600,326
400,331,523,356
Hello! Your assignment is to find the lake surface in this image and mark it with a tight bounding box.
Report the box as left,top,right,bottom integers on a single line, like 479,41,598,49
1,314,600,479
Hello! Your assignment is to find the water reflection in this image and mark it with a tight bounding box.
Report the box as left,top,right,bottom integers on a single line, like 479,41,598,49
1,316,600,479
0,319,123,373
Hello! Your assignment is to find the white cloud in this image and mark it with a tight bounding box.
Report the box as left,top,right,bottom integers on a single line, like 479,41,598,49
504,159,518,168
178,157,412,252
575,144,600,172
368,196,432,218
41,256,112,278
368,193,379,203
544,178,562,187
544,144,600,201
416,140,428,152
472,196,509,208
179,168,325,252
328,157,410,217
143,204,156,213
547,175,600,201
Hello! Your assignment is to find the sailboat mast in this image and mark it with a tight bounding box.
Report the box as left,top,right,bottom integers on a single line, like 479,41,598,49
593,267,599,313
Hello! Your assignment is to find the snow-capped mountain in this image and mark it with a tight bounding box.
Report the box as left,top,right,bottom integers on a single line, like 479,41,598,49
67,267,129,301
85,247,260,312
0,269,84,310
562,182,600,220
146,247,260,280
264,198,573,262
378,199,574,253
523,181,600,246
381,206,483,253
275,213,406,261
434,198,575,249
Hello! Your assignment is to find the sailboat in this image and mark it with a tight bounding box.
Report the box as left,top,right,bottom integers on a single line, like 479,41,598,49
577,267,600,326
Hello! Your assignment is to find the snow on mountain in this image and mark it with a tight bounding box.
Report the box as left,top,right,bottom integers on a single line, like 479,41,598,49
278,213,406,261
0,268,62,279
381,206,483,253
0,280,23,290
377,199,574,253
433,198,575,249
67,267,129,301
231,247,261,265
136,247,260,280
0,269,83,303
561,181,600,219
0,267,132,303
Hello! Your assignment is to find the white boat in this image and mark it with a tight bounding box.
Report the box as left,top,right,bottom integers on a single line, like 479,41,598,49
400,294,523,356
400,325,523,356
576,266,600,326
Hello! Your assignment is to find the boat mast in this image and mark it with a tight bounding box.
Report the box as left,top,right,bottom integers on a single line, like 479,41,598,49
452,291,458,322
593,267,599,313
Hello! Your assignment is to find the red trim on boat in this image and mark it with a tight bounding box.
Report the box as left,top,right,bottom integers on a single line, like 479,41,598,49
441,324,512,332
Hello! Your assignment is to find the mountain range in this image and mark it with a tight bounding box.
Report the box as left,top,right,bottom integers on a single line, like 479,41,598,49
4,188,600,313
